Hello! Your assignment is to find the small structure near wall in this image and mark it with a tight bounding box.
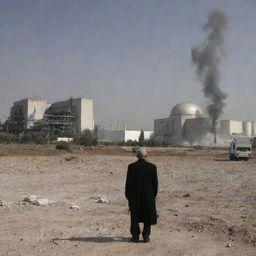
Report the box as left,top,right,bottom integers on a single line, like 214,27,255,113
98,128,153,143
57,137,73,143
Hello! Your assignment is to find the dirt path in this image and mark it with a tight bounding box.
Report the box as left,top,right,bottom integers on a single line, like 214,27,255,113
0,146,255,255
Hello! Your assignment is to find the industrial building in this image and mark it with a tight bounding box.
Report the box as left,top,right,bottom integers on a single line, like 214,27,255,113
44,98,94,134
154,102,256,146
7,97,94,134
10,98,49,129
7,98,255,145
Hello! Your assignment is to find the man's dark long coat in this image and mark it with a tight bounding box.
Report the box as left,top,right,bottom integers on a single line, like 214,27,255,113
125,158,158,225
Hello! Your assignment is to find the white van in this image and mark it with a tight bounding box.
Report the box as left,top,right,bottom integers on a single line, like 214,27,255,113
229,137,252,160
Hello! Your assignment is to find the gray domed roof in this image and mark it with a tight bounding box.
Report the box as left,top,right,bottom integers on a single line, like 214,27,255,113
170,102,203,116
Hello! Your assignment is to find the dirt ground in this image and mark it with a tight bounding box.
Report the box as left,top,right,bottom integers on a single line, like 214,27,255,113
0,145,255,256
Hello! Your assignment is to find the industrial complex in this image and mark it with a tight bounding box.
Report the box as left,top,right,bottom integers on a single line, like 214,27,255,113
154,102,256,146
2,98,255,145
7,97,94,135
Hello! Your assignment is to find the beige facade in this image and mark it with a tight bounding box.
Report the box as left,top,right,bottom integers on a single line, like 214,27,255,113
243,121,252,137
46,98,94,134
10,97,94,134
11,98,48,128
220,120,243,136
154,102,204,145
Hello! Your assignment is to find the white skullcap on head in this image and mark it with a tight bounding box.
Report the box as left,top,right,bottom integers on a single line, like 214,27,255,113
136,148,147,158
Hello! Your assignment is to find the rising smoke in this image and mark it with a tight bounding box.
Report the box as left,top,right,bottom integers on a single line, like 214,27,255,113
191,10,228,144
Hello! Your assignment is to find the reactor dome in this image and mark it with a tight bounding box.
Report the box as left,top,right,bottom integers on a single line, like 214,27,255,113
170,102,203,116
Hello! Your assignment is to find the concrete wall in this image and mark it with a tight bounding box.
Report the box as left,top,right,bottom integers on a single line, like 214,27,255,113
220,120,243,137
154,117,172,142
183,117,211,143
155,115,196,144
49,98,94,134
27,99,48,120
12,99,28,117
170,115,181,140
12,98,48,128
124,130,153,142
178,114,199,143
243,121,252,136
80,98,94,132
98,129,153,142
98,130,125,142
154,114,199,145
252,122,256,137
230,120,243,135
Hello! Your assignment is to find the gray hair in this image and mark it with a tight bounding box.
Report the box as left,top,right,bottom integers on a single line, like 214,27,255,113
136,148,147,158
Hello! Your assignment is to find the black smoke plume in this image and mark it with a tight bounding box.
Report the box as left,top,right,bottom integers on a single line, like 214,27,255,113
191,10,228,144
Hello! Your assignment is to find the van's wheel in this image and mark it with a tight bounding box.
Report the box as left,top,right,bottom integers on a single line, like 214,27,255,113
245,158,248,161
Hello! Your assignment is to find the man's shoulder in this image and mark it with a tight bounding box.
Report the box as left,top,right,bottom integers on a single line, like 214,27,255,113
129,160,156,168
145,161,156,169
128,161,138,168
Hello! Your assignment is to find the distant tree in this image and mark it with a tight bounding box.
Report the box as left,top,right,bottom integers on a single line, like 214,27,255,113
93,125,99,144
75,129,98,146
252,137,256,149
0,132,18,144
55,141,70,151
32,131,48,144
32,120,44,131
126,139,138,146
138,129,145,146
7,115,26,134
144,134,157,147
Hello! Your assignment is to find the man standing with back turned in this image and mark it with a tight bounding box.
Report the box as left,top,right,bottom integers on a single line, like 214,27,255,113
125,148,158,243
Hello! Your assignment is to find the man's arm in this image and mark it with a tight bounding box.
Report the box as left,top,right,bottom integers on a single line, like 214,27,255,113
125,166,131,200
152,165,158,198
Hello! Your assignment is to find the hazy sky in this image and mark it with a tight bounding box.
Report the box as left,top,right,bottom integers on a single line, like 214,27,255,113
0,0,255,130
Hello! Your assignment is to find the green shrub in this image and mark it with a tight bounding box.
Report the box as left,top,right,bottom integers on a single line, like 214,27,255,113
19,131,47,144
117,141,125,146
252,137,256,149
161,140,171,147
56,141,70,151
138,130,145,146
0,131,47,144
126,140,138,146
100,141,119,146
19,133,33,144
193,145,203,150
143,135,169,147
144,138,157,147
0,133,18,143
32,131,47,144
75,129,98,146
